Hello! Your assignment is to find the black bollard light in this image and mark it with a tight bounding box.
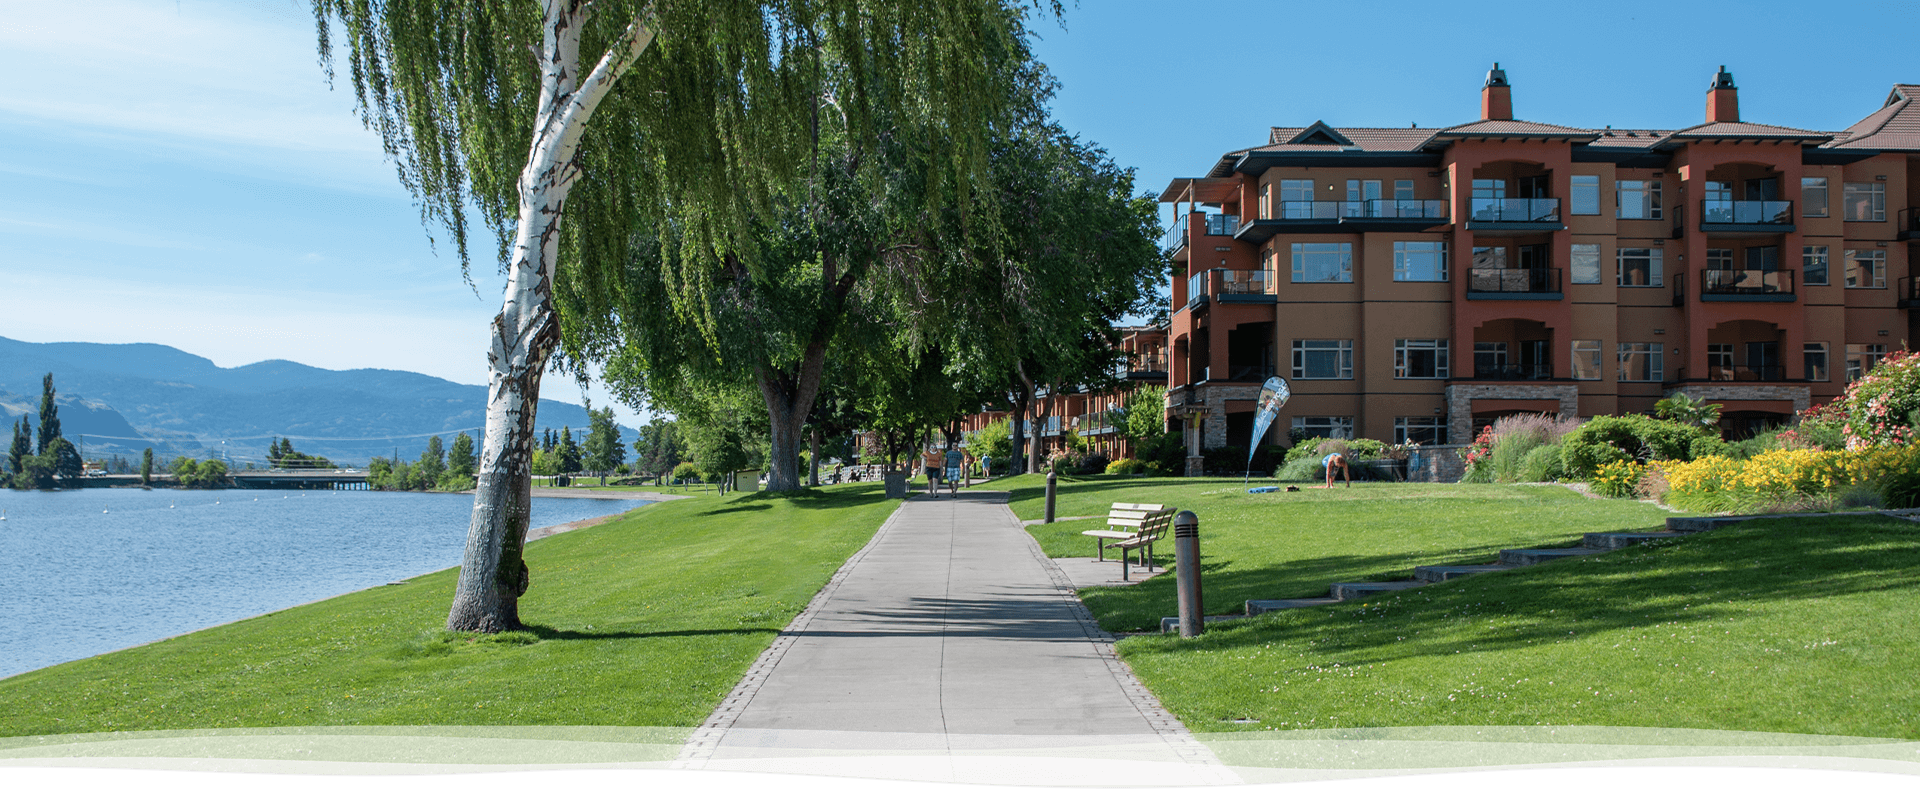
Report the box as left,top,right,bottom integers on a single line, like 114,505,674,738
1044,469,1057,523
1174,510,1203,638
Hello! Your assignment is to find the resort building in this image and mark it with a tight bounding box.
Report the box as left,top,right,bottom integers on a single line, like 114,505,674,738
1161,67,1920,474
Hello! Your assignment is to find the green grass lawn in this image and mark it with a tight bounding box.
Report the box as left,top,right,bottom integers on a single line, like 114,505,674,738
0,484,898,737
1002,474,1670,631
1118,514,1920,738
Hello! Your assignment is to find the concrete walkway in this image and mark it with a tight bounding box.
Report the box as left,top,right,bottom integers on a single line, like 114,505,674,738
676,491,1233,785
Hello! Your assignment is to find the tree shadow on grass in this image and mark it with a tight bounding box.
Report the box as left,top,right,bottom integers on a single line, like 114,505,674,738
1129,516,1920,665
695,484,896,515
524,624,784,640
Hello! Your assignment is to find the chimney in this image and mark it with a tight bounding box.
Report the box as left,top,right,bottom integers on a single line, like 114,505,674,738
1481,62,1512,121
1707,66,1739,123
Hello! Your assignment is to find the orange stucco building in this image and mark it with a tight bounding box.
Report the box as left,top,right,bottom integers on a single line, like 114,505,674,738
1161,66,1920,475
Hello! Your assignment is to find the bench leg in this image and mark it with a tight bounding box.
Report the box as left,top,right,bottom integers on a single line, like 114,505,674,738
1095,540,1106,562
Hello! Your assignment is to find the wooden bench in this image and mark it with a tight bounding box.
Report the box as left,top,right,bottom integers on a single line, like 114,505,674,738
1080,503,1176,580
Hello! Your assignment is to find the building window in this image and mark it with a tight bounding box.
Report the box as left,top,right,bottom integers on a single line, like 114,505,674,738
1291,242,1353,283
1805,342,1829,383
1707,343,1735,380
1258,183,1272,218
1394,339,1449,379
1570,175,1600,215
1847,344,1887,381
1803,245,1830,285
1746,245,1779,272
1280,179,1314,204
1617,247,1663,287
1394,180,1415,200
1617,180,1662,219
1393,241,1447,281
1395,416,1448,445
1292,339,1354,380
1569,243,1600,284
1843,182,1885,221
1618,342,1664,382
1293,416,1355,441
1704,248,1733,271
1472,178,1506,198
1571,339,1602,380
1845,249,1886,288
1802,177,1829,217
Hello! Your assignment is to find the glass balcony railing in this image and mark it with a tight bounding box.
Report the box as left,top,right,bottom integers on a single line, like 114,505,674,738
1705,364,1786,381
1703,200,1793,225
1472,364,1553,381
1186,270,1208,305
1165,224,1188,251
1268,200,1449,220
1701,269,1794,296
1468,198,1560,223
1204,213,1239,236
1468,267,1561,294
1186,268,1273,304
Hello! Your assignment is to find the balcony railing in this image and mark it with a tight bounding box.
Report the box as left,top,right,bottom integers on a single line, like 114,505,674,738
1471,364,1553,381
1469,267,1561,294
1700,268,1795,297
1187,268,1273,305
1117,352,1167,377
1899,207,1920,239
1270,199,1450,220
1703,199,1793,225
1165,224,1189,252
1705,364,1786,381
1901,276,1919,308
1468,198,1560,223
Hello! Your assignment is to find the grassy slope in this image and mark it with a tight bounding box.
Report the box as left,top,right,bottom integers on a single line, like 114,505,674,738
1002,474,1670,631
1118,515,1920,738
0,484,898,737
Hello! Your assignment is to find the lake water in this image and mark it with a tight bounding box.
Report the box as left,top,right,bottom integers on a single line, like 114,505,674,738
0,487,656,678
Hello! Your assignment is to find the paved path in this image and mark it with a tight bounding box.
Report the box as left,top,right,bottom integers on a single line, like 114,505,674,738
677,491,1232,785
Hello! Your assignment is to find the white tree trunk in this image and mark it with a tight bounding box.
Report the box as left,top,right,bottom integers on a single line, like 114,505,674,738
447,1,656,632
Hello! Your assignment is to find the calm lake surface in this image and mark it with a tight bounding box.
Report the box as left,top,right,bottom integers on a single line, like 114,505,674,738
0,487,656,678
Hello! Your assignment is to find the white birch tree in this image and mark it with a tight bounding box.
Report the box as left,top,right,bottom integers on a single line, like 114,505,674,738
313,0,1055,630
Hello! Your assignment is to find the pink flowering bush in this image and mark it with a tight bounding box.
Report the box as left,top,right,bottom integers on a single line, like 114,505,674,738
1833,350,1920,449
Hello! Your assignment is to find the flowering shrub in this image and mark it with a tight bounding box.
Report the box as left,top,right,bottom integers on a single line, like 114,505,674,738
1658,445,1920,512
1835,350,1920,449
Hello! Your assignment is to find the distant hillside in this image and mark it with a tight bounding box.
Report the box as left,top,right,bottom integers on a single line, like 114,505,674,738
0,336,635,466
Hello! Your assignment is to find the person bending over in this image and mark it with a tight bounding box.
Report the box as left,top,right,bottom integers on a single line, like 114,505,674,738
1321,451,1352,488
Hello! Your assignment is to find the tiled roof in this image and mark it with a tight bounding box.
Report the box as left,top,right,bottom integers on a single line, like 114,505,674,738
1662,121,1833,141
1829,85,1920,151
1261,127,1440,152
1584,129,1677,151
1435,119,1597,138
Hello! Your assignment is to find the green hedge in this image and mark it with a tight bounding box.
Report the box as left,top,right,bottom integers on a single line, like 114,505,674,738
1560,415,1718,479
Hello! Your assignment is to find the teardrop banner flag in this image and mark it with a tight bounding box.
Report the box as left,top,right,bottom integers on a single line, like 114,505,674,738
1248,376,1292,476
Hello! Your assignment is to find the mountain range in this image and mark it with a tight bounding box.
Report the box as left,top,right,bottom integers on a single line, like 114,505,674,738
0,336,635,466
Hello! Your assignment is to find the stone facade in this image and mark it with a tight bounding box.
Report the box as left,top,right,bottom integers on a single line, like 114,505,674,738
1670,384,1812,414
1166,382,1266,475
1444,383,1581,446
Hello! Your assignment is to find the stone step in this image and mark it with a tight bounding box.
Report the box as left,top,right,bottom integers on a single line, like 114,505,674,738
1245,597,1341,616
1412,563,1518,583
1499,547,1607,567
1329,580,1426,601
1585,531,1690,550
1159,614,1246,634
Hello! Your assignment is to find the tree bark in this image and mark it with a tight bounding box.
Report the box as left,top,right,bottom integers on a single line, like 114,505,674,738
755,340,828,492
447,1,655,633
1009,377,1032,476
1018,366,1043,475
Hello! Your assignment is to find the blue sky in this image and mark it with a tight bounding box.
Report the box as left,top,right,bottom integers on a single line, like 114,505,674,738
2,0,1913,429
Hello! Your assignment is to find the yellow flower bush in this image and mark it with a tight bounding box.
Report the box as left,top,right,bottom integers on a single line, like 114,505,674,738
1657,444,1920,512
1591,459,1648,498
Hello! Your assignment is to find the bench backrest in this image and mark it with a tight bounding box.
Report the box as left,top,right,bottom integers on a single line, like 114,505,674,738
1104,502,1174,537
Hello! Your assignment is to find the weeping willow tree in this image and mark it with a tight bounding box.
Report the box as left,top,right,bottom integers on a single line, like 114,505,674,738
312,0,1054,631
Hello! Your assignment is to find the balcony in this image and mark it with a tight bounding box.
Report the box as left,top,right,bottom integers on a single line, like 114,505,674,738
1235,199,1449,241
1900,208,1920,241
1185,268,1275,308
1204,213,1238,236
1116,352,1168,379
1165,224,1188,253
1466,198,1562,231
1704,363,1787,382
1699,269,1796,302
1702,200,1794,234
1471,364,1554,381
1901,276,1919,309
1467,267,1562,300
